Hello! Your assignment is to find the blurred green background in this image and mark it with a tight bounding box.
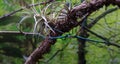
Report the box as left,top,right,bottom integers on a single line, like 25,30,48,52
0,0,120,64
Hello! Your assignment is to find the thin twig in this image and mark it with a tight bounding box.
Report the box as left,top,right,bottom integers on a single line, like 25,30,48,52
84,27,120,48
45,42,69,63
0,0,53,20
0,31,38,36
87,7,118,28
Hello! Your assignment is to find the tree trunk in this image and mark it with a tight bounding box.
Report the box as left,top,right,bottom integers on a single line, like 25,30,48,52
78,28,88,64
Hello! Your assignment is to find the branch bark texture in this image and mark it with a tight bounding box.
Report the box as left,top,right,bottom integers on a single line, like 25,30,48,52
25,0,120,64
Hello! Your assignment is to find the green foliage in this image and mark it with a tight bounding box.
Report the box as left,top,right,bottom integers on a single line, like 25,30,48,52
0,0,120,64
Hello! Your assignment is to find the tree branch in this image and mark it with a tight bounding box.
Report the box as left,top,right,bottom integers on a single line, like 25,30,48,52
84,27,120,48
87,7,118,28
0,0,53,20
0,31,38,36
25,0,120,64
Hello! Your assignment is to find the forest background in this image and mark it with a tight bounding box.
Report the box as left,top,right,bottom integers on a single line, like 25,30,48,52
0,0,120,64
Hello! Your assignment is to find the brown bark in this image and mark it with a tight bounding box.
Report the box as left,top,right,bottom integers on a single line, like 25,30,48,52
78,28,89,64
25,0,120,64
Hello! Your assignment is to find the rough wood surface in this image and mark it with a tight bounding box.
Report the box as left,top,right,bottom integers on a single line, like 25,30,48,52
25,0,120,64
